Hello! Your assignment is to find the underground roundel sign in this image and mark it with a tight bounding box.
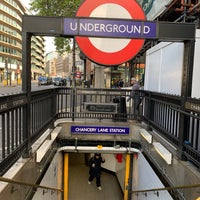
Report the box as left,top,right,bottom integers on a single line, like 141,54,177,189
75,0,146,66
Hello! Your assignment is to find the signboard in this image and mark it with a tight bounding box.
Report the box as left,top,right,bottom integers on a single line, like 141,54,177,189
84,102,117,113
71,125,129,135
75,71,81,79
64,18,156,39
185,102,200,113
0,98,27,112
74,0,147,66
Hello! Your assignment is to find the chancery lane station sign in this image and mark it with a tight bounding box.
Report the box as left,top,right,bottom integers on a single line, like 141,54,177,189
22,0,195,66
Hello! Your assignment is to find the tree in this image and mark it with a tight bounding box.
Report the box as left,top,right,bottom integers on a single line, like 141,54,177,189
29,0,82,54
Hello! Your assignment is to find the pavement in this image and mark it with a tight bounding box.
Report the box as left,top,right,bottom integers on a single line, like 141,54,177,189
0,81,22,95
0,80,49,95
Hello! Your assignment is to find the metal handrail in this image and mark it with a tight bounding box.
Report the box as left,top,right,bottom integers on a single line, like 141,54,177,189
0,176,63,193
132,183,200,195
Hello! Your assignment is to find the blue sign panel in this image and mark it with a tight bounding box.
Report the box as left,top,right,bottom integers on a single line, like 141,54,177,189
71,125,129,135
64,18,156,39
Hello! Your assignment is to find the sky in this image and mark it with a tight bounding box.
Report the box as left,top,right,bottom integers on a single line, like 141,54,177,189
20,0,56,54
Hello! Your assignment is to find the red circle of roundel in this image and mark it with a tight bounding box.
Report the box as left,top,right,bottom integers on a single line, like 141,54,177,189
75,0,146,66
75,71,81,78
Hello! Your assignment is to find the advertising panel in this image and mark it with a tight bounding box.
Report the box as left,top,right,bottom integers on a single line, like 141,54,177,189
191,29,200,98
144,42,184,95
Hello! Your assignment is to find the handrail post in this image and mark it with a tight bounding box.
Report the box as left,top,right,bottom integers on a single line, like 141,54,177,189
72,38,76,121
178,40,195,159
22,31,32,158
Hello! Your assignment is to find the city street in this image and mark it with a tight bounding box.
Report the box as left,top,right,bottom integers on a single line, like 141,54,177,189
0,81,56,95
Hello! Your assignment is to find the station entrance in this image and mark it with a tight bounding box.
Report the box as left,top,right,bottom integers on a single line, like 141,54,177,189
21,5,195,199
61,146,139,200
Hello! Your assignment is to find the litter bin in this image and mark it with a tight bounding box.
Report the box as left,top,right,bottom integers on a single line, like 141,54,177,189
113,97,127,122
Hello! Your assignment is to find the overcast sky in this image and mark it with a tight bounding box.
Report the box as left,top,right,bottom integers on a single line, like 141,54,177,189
20,0,56,54
20,0,30,8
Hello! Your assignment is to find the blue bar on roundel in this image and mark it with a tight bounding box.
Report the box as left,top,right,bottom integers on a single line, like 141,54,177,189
64,18,156,39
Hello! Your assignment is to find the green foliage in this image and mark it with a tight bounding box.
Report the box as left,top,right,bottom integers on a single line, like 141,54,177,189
55,37,72,54
29,0,82,53
30,0,82,17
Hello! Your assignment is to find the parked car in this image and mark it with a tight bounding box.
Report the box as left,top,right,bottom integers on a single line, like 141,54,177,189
38,76,52,86
52,76,61,85
53,77,66,86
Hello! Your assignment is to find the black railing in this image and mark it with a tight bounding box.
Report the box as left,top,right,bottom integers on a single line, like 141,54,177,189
30,89,56,141
142,91,200,166
0,87,200,175
56,87,136,120
142,92,182,146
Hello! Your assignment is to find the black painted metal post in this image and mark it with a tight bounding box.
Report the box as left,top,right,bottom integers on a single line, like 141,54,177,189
178,40,195,159
72,38,76,121
22,31,32,158
128,154,133,200
52,89,57,122
146,91,152,131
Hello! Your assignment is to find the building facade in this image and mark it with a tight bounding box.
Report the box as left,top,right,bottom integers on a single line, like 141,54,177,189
0,0,45,85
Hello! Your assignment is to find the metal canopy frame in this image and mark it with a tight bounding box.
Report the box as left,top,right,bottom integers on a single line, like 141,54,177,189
22,15,196,40
22,15,196,93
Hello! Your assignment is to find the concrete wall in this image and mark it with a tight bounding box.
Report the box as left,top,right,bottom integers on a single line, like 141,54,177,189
32,152,63,200
55,119,143,142
102,153,125,172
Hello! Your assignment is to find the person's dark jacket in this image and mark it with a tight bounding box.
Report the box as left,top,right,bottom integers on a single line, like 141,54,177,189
89,155,105,177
